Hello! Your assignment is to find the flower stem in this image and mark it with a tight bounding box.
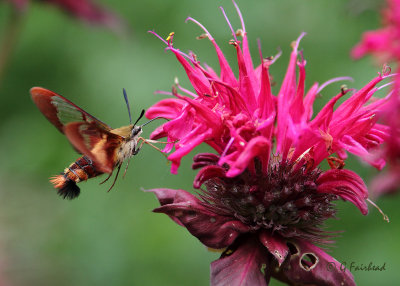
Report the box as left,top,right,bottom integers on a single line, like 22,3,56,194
0,8,26,88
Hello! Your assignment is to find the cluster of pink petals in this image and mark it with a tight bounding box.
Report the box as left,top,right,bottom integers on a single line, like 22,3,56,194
5,0,124,31
352,0,400,196
147,7,390,179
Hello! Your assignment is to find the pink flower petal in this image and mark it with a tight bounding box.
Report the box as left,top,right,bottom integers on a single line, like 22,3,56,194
168,126,213,174
273,240,355,286
211,236,270,286
149,188,251,249
193,165,226,189
145,98,186,119
316,169,369,215
226,136,271,177
259,230,289,266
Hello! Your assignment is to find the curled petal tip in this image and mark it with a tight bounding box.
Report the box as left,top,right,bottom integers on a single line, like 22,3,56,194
293,32,307,51
219,5,237,42
317,76,354,94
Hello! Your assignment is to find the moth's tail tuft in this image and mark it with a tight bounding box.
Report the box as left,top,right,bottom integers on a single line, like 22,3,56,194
50,175,81,200
50,175,65,189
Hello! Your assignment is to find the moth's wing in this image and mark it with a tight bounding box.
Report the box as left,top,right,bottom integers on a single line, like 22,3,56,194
64,122,124,174
30,87,111,134
31,87,125,173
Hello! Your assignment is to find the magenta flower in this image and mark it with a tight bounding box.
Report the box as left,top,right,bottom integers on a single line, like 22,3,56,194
370,89,400,195
352,0,400,62
4,0,123,31
352,0,400,196
147,2,390,285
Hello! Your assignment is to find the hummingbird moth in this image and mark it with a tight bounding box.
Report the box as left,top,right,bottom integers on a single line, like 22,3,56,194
31,87,166,199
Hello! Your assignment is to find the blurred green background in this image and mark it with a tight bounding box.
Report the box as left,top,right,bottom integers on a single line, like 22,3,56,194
0,0,399,285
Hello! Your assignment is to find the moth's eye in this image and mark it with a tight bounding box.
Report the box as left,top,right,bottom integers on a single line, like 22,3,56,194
131,127,142,137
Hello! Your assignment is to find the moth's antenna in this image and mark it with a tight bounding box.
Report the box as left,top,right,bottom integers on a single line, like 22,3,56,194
141,116,164,127
133,109,145,126
123,88,132,124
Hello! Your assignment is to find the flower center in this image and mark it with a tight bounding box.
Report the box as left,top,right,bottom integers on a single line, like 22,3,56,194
198,156,338,241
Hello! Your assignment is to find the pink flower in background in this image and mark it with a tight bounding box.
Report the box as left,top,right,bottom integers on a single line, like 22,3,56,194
371,90,400,195
148,2,391,285
352,0,400,62
4,0,28,11
352,0,400,196
0,0,125,88
4,0,124,31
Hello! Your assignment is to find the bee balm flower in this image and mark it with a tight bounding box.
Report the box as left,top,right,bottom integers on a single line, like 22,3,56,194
148,2,390,285
352,0,400,196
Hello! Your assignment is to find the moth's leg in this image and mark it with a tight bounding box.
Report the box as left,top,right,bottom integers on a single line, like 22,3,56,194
107,164,122,192
99,170,114,184
137,137,168,158
145,139,176,145
132,138,146,155
144,141,168,158
123,158,131,178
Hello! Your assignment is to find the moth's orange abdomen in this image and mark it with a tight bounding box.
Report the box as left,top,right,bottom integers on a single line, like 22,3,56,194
50,156,103,199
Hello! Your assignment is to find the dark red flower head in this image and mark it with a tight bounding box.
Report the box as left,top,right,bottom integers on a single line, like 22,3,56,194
151,150,366,285
148,2,391,285
150,152,362,285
